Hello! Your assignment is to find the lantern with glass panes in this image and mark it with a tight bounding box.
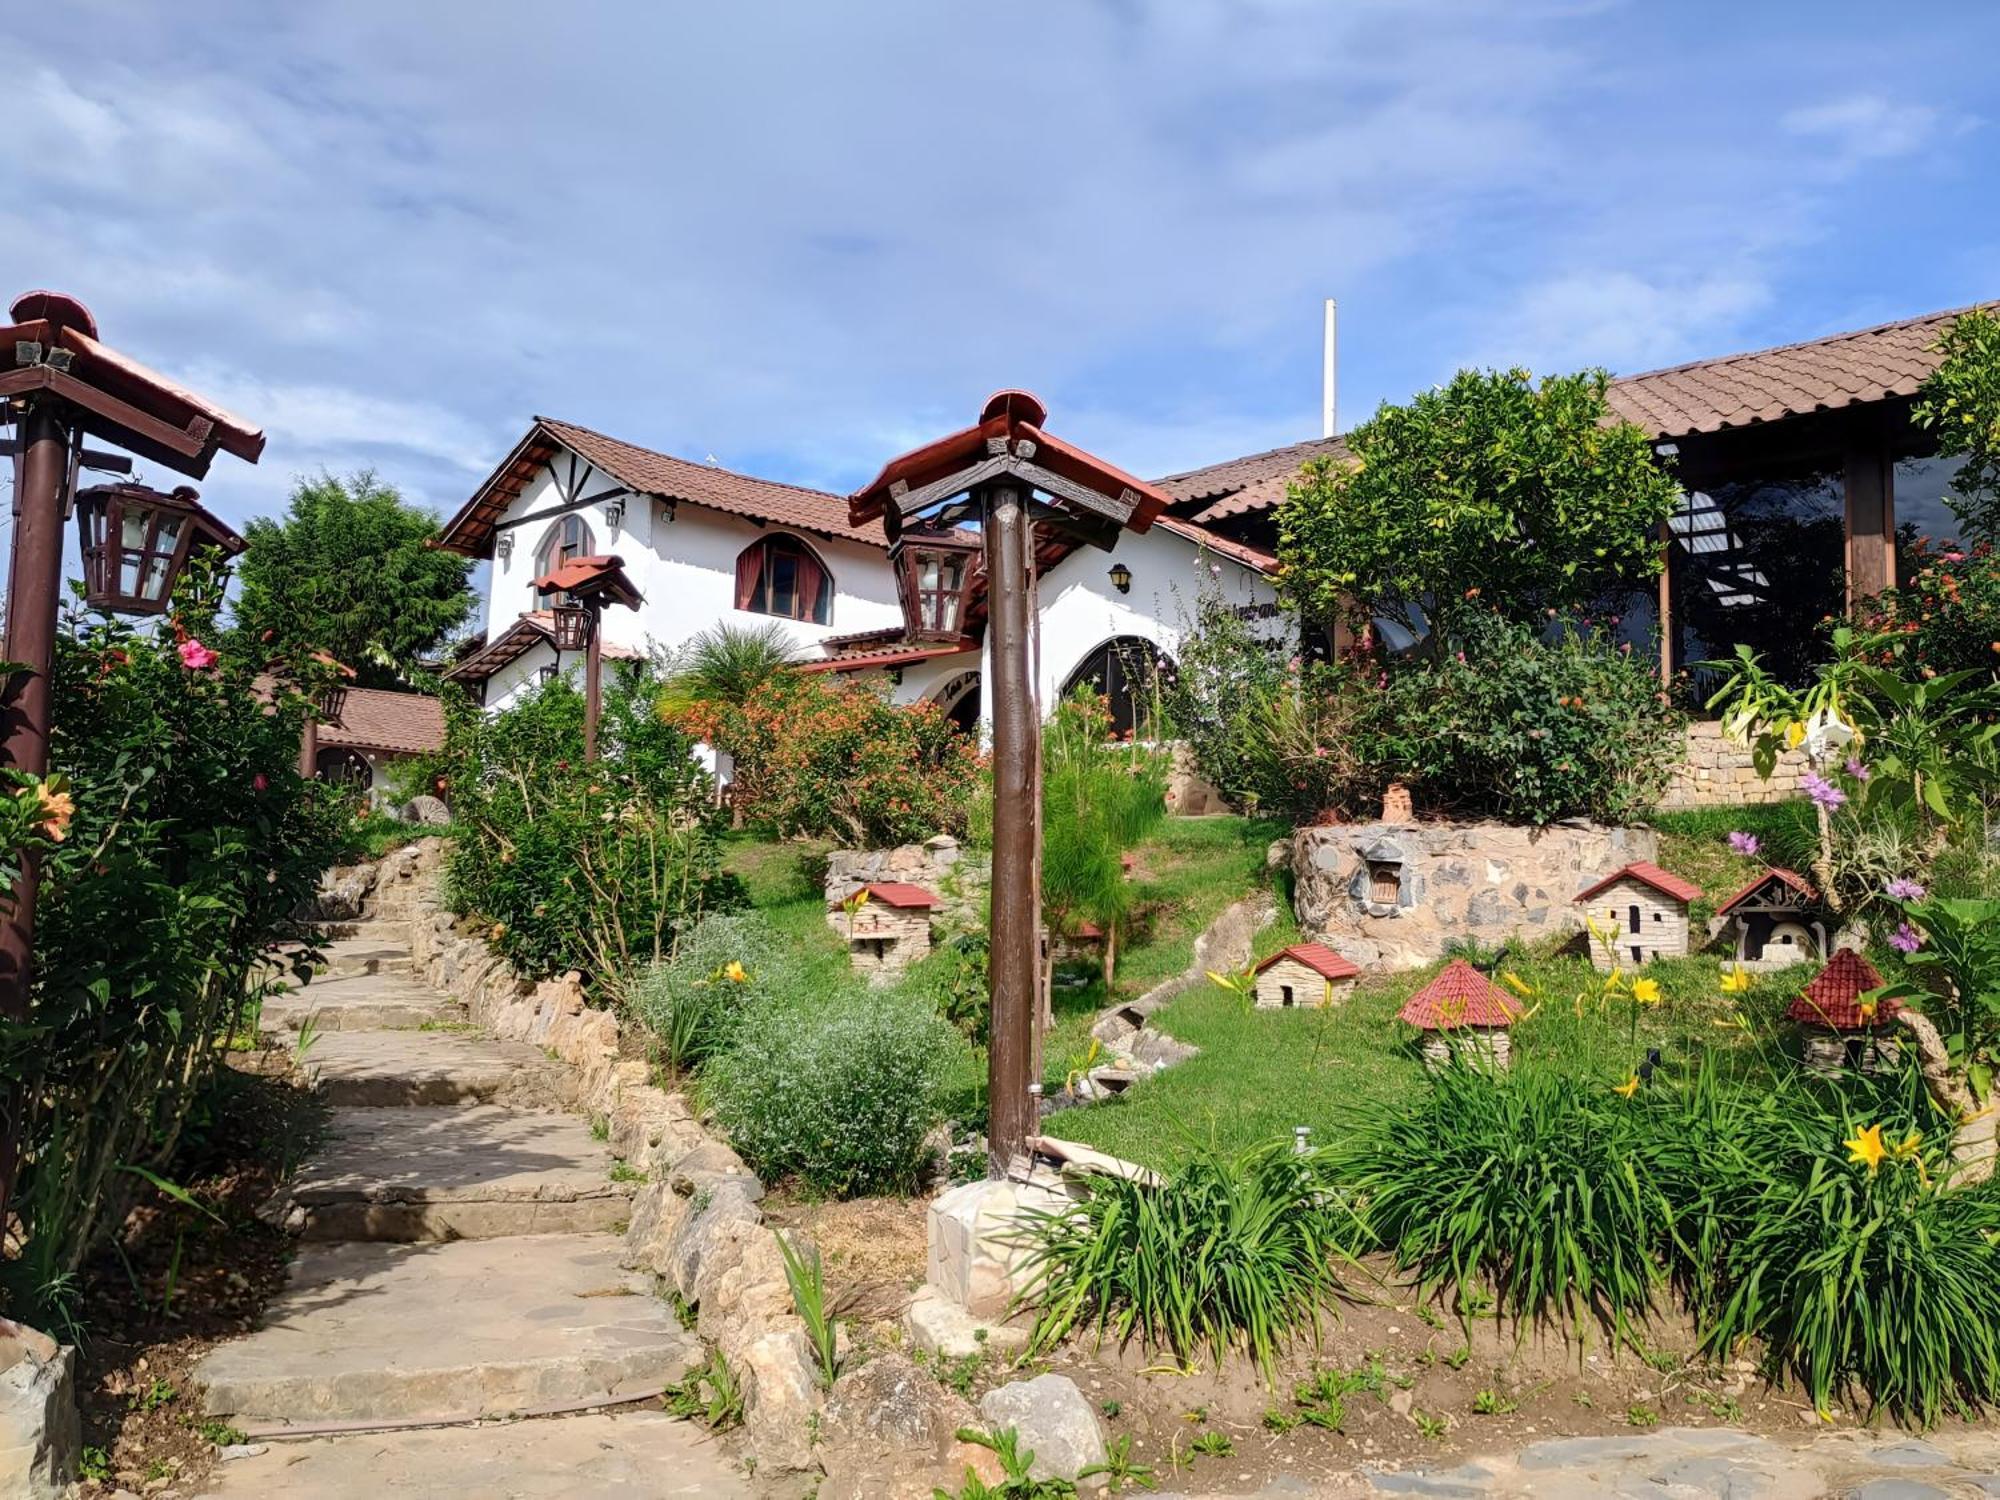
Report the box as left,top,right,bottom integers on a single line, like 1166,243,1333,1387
890,527,980,642
550,603,593,652
75,482,245,616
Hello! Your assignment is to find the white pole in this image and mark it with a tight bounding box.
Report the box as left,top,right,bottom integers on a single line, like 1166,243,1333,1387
1321,298,1338,439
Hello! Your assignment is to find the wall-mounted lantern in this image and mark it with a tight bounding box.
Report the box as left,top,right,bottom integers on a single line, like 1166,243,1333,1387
1108,561,1132,595
890,527,980,642
76,482,244,616
496,531,514,564
316,683,349,723
604,495,626,531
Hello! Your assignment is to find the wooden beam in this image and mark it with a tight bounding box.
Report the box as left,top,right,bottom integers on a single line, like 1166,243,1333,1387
1843,433,1894,607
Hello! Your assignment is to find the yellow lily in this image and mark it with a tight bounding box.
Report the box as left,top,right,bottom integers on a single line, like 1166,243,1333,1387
722,960,748,984
1632,977,1663,1006
1844,1123,1888,1175
1602,967,1626,995
1857,997,1879,1025
1613,1075,1641,1099
1502,971,1535,998
1719,967,1751,995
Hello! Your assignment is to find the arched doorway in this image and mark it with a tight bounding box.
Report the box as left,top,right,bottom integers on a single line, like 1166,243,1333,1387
931,670,981,733
1060,637,1171,737
315,747,374,797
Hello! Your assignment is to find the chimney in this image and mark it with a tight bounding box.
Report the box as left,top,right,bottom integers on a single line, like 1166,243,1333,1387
1321,298,1338,439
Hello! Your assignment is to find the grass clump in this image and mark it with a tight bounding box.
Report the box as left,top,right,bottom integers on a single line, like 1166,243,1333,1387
1020,1136,1357,1381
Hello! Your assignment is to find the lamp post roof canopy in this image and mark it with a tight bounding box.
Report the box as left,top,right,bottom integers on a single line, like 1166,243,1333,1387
531,554,643,610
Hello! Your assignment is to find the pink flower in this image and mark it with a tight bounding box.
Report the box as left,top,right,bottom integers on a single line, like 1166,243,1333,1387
1801,772,1846,810
1844,757,1870,782
1728,831,1760,856
1888,923,1922,955
1886,877,1926,901
178,639,218,670
253,773,270,792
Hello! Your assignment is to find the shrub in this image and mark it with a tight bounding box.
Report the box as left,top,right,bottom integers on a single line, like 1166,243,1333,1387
631,911,799,1072
677,672,981,846
1379,613,1685,825
705,991,965,1197
1019,1137,1358,1381
435,669,733,996
1911,306,2000,543
899,930,990,1043
1327,1064,1671,1337
1853,539,2000,684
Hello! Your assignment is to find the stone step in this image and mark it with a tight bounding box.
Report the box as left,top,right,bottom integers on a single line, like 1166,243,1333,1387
306,1031,559,1107
264,973,461,1035
194,1236,699,1427
317,933,416,978
198,1410,754,1497
290,1106,636,1241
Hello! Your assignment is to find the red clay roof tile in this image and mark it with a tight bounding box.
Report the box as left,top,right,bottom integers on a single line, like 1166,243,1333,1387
1786,949,1899,1031
1254,943,1361,982
1397,958,1521,1030
1574,862,1702,906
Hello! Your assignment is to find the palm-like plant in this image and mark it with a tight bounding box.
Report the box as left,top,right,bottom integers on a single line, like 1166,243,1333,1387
658,623,801,716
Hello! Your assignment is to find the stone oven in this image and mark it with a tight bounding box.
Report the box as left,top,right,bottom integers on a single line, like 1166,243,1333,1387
1714,867,1834,971
830,881,938,977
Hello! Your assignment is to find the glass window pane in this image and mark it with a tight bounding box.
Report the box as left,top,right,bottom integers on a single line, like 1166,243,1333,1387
120,551,143,594
120,509,148,549
771,554,797,617
142,556,171,601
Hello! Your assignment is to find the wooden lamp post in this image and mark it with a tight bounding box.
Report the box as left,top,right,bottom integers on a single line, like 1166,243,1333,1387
531,554,642,761
0,289,264,1223
850,391,1170,1175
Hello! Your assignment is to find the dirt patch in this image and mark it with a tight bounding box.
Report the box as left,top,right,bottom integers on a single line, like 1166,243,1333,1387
69,1062,326,1496
761,1191,929,1325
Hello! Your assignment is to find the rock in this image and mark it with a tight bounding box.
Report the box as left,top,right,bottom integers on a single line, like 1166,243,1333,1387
621,1181,693,1276
736,1327,820,1474
1849,1484,1953,1500
1868,1442,1952,1469
310,864,376,921
668,1178,764,1301
217,1443,267,1461
823,1351,975,1459
399,794,450,825
1129,1028,1198,1070
905,1284,1031,1360
977,1374,1106,1488
927,1177,1070,1321
0,1320,79,1500
669,1140,761,1200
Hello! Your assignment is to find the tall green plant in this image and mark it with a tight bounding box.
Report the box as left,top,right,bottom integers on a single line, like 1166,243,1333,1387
1912,307,2000,543
656,622,801,717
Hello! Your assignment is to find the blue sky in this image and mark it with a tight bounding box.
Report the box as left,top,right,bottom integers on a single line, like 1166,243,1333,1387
5,1,1996,532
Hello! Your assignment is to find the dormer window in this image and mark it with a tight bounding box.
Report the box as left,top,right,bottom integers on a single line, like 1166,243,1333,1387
735,535,831,624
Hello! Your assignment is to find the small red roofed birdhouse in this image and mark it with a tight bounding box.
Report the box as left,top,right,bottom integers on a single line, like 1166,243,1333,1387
1574,862,1701,972
1398,958,1522,1070
1252,944,1361,1010
1789,948,1902,1076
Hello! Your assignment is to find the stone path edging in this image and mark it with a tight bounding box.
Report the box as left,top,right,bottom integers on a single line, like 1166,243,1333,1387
388,840,823,1475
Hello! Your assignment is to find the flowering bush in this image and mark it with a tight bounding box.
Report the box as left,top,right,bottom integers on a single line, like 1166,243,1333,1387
5,557,348,1316
677,672,980,846
434,669,734,997
631,911,801,1072
1852,539,2000,683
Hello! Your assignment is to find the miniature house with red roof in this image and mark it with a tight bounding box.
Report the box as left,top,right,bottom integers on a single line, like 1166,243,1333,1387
829,881,939,978
1253,944,1361,1010
1574,862,1702,972
1715,868,1835,971
1788,949,1903,1075
1397,958,1521,1069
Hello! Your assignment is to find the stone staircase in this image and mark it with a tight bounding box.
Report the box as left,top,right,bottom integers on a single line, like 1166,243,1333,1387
195,901,754,1496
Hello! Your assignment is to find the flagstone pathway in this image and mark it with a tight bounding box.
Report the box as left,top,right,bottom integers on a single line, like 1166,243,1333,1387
192,914,755,1497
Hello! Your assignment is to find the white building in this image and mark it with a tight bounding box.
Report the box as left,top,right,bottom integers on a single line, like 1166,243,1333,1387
436,415,1282,734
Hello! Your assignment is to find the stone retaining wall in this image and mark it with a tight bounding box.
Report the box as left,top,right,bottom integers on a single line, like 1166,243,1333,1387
824,835,989,932
387,840,822,1474
1660,721,1810,809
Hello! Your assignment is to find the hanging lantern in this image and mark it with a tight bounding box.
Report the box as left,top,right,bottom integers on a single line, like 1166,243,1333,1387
75,482,244,616
551,603,594,652
889,528,980,642
316,683,349,723
1108,561,1132,595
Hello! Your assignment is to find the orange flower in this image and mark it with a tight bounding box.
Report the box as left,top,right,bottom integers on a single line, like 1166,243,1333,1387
31,782,74,843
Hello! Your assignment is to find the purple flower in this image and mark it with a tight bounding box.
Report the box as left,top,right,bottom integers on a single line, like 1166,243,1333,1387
1801,772,1847,810
1728,831,1761,856
1888,923,1923,955
1844,757,1871,782
1886,877,1927,902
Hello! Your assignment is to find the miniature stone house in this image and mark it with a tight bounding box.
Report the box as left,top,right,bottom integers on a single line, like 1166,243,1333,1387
1252,943,1361,1009
1573,861,1701,972
1788,948,1903,1075
1397,958,1521,1070
1348,835,1420,918
829,881,938,976
1714,868,1834,971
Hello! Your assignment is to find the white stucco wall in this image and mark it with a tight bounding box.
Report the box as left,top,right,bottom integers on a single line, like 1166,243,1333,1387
483,447,903,661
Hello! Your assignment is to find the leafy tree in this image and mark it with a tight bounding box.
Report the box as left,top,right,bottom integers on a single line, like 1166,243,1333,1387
1912,307,2000,542
1278,368,1681,650
657,622,800,717
234,471,476,687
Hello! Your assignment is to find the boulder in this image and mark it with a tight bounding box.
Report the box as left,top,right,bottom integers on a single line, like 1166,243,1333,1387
668,1179,764,1301
0,1321,78,1500
669,1140,763,1202
736,1327,820,1474
823,1350,976,1459
926,1177,1069,1322
620,1181,693,1276
309,864,376,922
976,1374,1106,1487
399,794,450,826
905,1285,1029,1361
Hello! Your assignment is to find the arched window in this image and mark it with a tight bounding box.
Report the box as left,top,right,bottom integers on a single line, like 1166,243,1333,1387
533,514,595,603
735,535,831,625
1060,636,1171,738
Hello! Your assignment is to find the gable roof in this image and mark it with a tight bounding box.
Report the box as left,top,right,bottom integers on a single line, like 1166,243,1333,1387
859,882,938,910
1397,958,1521,1030
1716,866,1822,917
318,687,447,757
1574,862,1702,907
436,415,888,559
1786,949,1900,1031
1154,435,1350,523
440,610,643,684
1254,943,1360,982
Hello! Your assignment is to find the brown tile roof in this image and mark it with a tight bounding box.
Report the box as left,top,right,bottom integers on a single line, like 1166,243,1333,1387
440,610,642,683
1786,949,1899,1031
1574,862,1702,907
1254,943,1360,982
1605,302,1993,440
318,687,447,757
437,416,888,558
1152,514,1279,574
1716,866,1822,917
1149,300,1994,522
1397,958,1521,1031
795,642,978,675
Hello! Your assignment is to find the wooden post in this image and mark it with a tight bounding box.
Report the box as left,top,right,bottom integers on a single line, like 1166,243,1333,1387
584,601,603,762
0,400,74,1224
299,715,319,780
1844,433,1895,607
1657,519,1675,686
983,479,1040,1175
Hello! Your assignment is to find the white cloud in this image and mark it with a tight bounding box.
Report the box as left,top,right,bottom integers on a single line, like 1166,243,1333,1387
1780,93,1972,173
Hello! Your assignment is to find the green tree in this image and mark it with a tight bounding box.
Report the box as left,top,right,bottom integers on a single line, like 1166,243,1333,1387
234,471,476,686
1912,307,2000,542
1277,368,1680,650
